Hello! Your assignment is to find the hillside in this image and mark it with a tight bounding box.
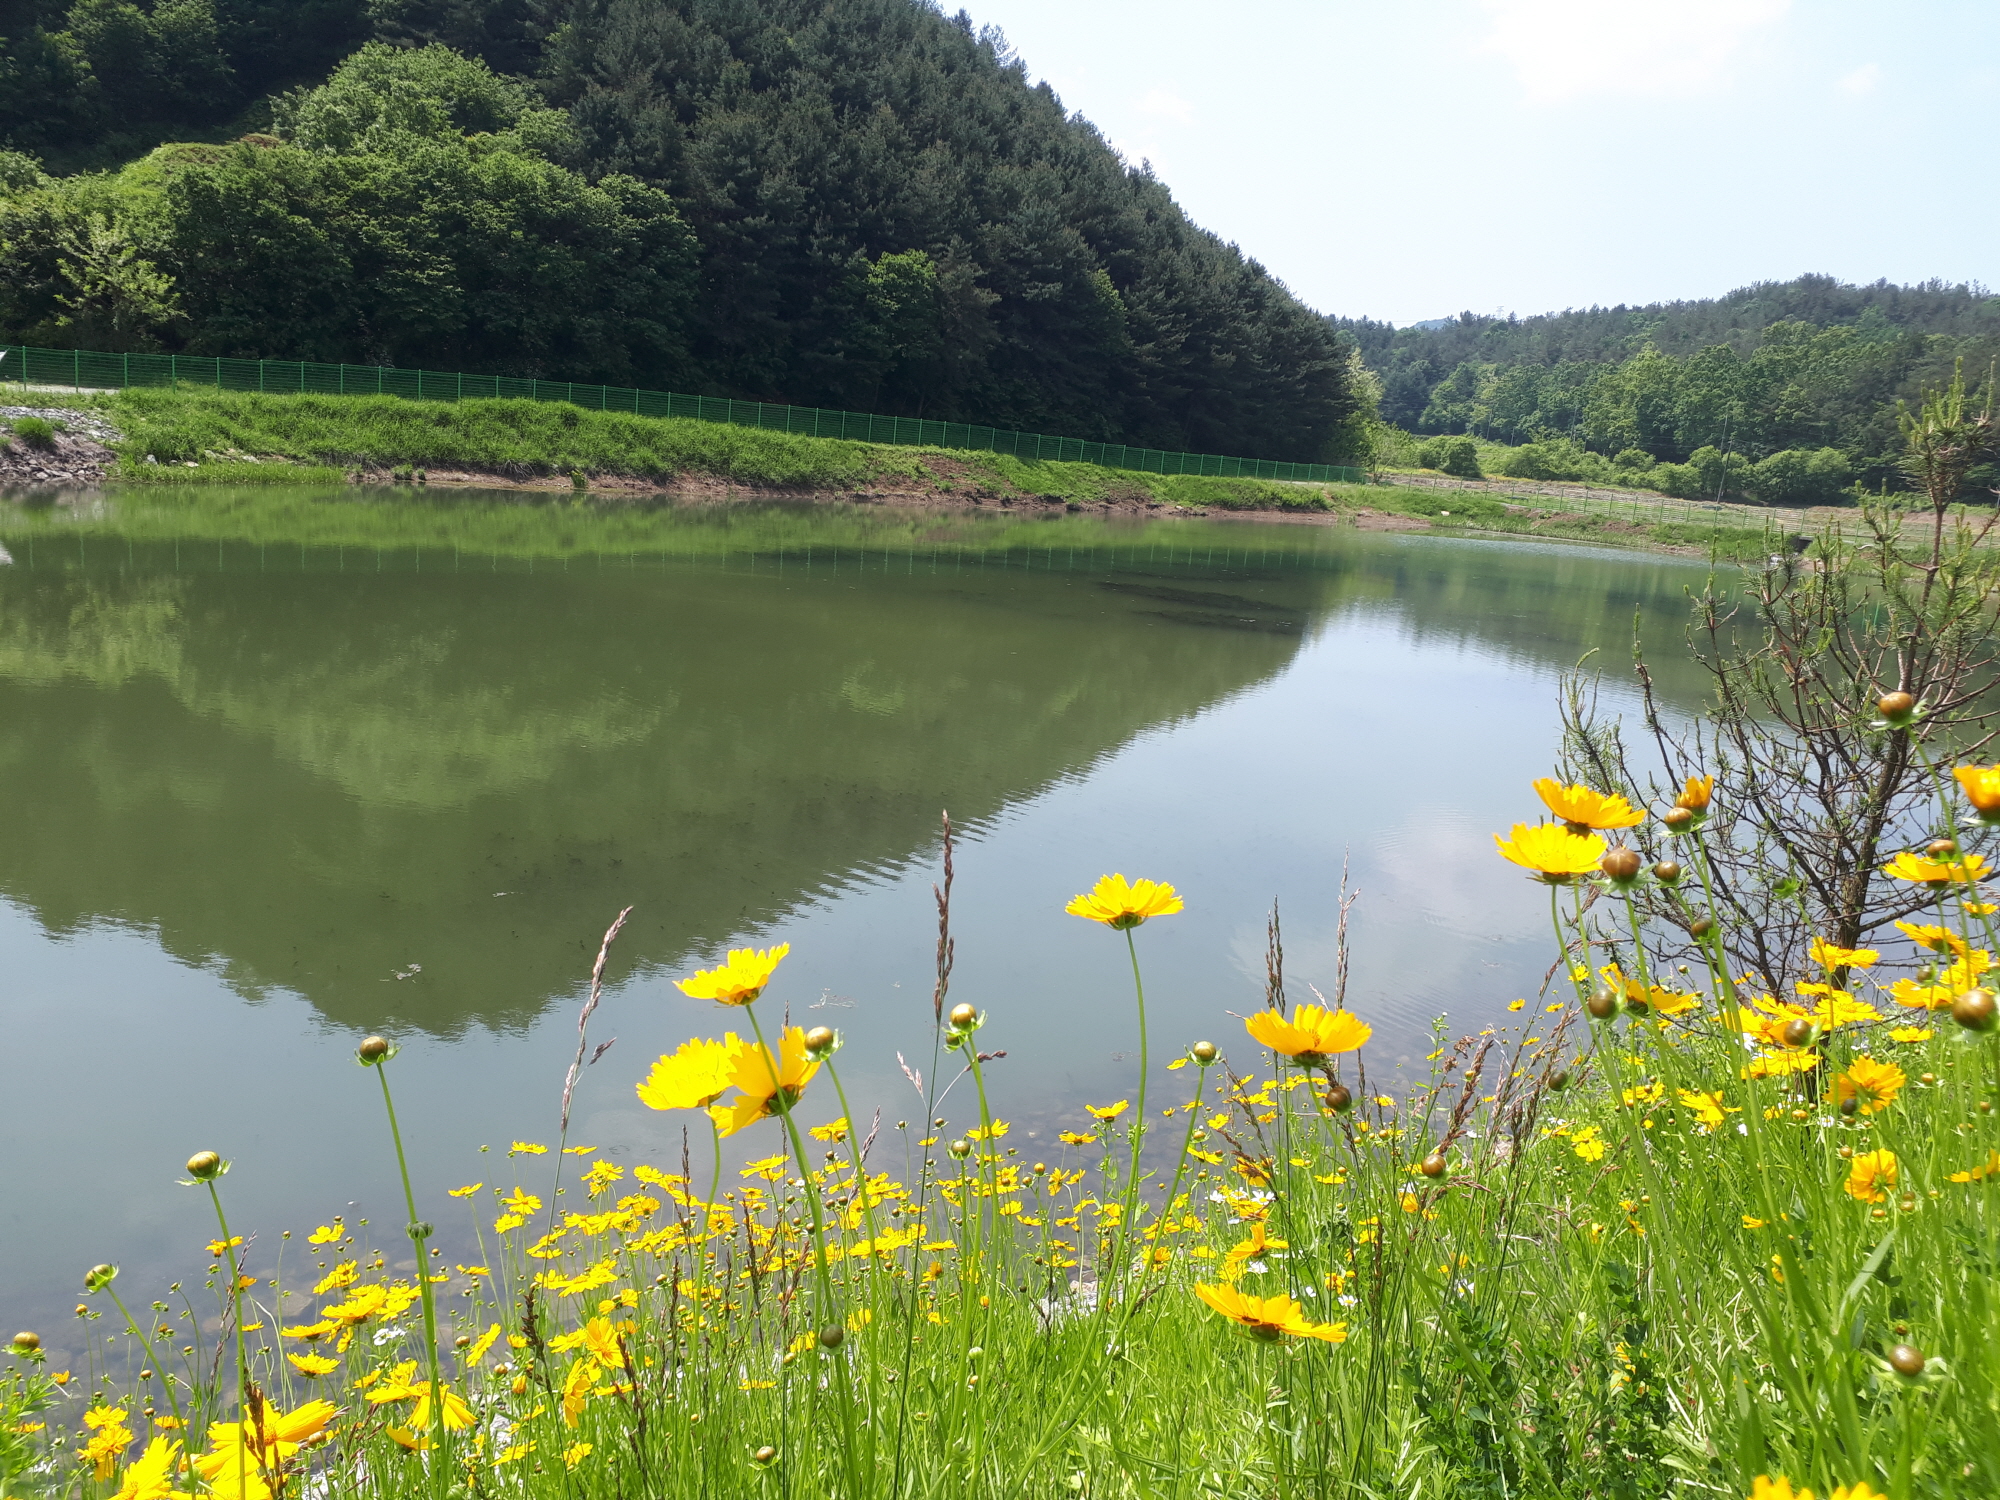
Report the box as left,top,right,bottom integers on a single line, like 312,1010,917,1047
1336,274,2000,491
0,0,1363,464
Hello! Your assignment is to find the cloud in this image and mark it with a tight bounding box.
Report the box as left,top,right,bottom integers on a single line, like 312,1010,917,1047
1136,88,1195,123
1838,62,1880,95
1478,0,1790,102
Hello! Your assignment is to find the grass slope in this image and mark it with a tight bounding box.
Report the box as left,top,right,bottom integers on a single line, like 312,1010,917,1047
13,387,1775,558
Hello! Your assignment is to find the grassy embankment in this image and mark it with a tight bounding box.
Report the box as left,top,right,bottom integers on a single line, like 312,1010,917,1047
7,387,1776,559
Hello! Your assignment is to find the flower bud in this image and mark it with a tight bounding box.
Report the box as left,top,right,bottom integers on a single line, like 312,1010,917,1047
1663,807,1694,833
1586,987,1619,1021
84,1265,116,1292
1418,1154,1447,1179
1780,1018,1815,1049
1547,1070,1570,1091
803,1026,836,1055
1688,916,1713,939
948,1003,978,1030
948,1139,972,1159
357,1036,390,1065
1839,1095,1858,1116
817,1325,844,1349
454,1334,471,1349
1191,1041,1217,1064
10,1332,38,1352
185,1151,223,1181
1838,1144,1854,1159
1600,847,1642,883
1877,691,1916,724
752,1445,778,1465
1652,860,1682,884
1953,988,1998,1033
1927,839,1958,859
1886,1343,1926,1377
1325,1082,1352,1113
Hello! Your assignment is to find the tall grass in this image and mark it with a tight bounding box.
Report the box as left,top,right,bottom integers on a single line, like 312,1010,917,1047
5,725,1997,1498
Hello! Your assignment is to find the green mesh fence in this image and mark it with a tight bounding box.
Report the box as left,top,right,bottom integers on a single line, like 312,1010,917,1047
0,343,1365,485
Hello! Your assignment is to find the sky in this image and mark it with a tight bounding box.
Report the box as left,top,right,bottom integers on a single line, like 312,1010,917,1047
958,0,2000,327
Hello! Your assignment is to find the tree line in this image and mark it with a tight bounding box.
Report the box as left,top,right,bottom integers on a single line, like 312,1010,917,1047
0,0,1366,462
1337,275,2000,501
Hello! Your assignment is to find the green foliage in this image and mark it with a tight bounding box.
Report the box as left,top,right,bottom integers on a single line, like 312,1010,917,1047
1419,434,1482,478
1345,275,2000,495
9,413,57,446
4,0,1366,463
1749,446,1851,505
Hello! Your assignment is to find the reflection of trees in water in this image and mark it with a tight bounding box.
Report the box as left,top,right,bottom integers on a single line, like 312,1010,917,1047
0,557,1307,1036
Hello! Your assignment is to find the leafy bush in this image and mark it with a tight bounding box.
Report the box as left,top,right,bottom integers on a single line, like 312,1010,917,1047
1612,447,1655,472
1417,435,1482,478
9,416,57,448
1491,437,1617,484
1750,446,1851,505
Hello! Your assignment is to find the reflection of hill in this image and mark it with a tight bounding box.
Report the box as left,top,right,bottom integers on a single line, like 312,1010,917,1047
0,550,1311,1034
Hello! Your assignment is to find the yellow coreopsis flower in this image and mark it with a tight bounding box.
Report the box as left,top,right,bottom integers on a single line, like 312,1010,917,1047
1883,849,1989,884
1954,763,2000,819
1948,1148,2000,1183
81,1408,134,1482
1833,1056,1905,1116
285,1353,339,1378
1065,873,1184,929
1244,1003,1372,1063
1808,937,1878,970
1533,778,1646,830
1843,1149,1898,1204
1220,1222,1288,1282
636,1034,740,1112
1494,822,1607,882
110,1437,190,1500
1895,920,1967,956
1085,1099,1130,1121
676,945,790,1005
1194,1283,1347,1343
1676,1089,1737,1129
1791,983,1883,1027
1749,1479,1812,1500
710,1028,821,1138
194,1399,337,1500
1597,964,1700,1016
1673,775,1714,811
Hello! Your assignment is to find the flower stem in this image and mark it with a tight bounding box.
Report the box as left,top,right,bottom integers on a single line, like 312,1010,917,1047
373,1061,446,1461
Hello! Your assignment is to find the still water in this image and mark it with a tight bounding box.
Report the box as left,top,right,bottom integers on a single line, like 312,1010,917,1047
0,488,1710,1348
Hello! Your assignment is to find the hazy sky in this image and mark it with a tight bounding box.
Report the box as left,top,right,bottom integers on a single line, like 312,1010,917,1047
960,0,2000,326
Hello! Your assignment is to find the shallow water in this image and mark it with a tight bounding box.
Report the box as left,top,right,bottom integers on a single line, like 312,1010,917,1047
0,487,1711,1346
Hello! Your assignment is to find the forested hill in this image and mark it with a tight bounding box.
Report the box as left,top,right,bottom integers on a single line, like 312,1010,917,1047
0,0,1363,462
1336,274,2000,472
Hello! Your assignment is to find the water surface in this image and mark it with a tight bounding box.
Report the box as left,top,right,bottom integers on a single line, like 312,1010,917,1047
0,488,1711,1346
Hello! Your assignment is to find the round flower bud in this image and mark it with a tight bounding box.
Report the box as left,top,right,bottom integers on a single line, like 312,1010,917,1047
1600,847,1642,883
803,1026,836,1055
1325,1083,1352,1113
1886,1343,1926,1377
1927,839,1958,859
185,1151,223,1181
1032,1161,1046,1175
1586,987,1620,1021
10,1331,38,1352
1838,1144,1854,1159
1418,1154,1447,1179
1839,1095,1858,1116
1688,916,1714,938
948,1139,972,1159
1663,807,1695,833
752,1445,778,1465
1652,860,1682,884
1780,1018,1815,1049
1877,691,1916,724
357,1036,390,1064
817,1325,844,1349
84,1265,116,1292
1191,1041,1217,1064
948,1003,978,1029
1548,1070,1570,1092
454,1334,472,1349
1953,988,1998,1033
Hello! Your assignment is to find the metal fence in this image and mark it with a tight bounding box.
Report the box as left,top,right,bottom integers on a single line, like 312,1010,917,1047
0,343,1365,486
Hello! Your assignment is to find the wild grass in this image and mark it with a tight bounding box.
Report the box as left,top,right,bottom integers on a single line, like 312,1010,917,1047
4,747,1997,1499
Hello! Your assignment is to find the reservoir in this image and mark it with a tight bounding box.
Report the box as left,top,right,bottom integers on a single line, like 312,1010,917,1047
0,488,1708,1347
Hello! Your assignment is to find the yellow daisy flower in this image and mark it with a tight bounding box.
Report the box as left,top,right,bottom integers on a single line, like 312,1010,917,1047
1882,850,1988,884
1194,1283,1346,1343
1494,822,1607,882
635,1035,740,1112
1954,763,2000,818
1673,774,1714,811
1833,1056,1905,1116
1532,778,1645,830
1064,874,1184,929
1243,1003,1372,1063
1843,1148,1897,1204
710,1028,821,1138
675,945,790,1005
1808,937,1877,970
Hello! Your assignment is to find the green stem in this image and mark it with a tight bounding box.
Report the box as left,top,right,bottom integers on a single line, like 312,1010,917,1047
204,1184,252,1500
1114,926,1152,1298
373,1062,446,1461
101,1283,186,1430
